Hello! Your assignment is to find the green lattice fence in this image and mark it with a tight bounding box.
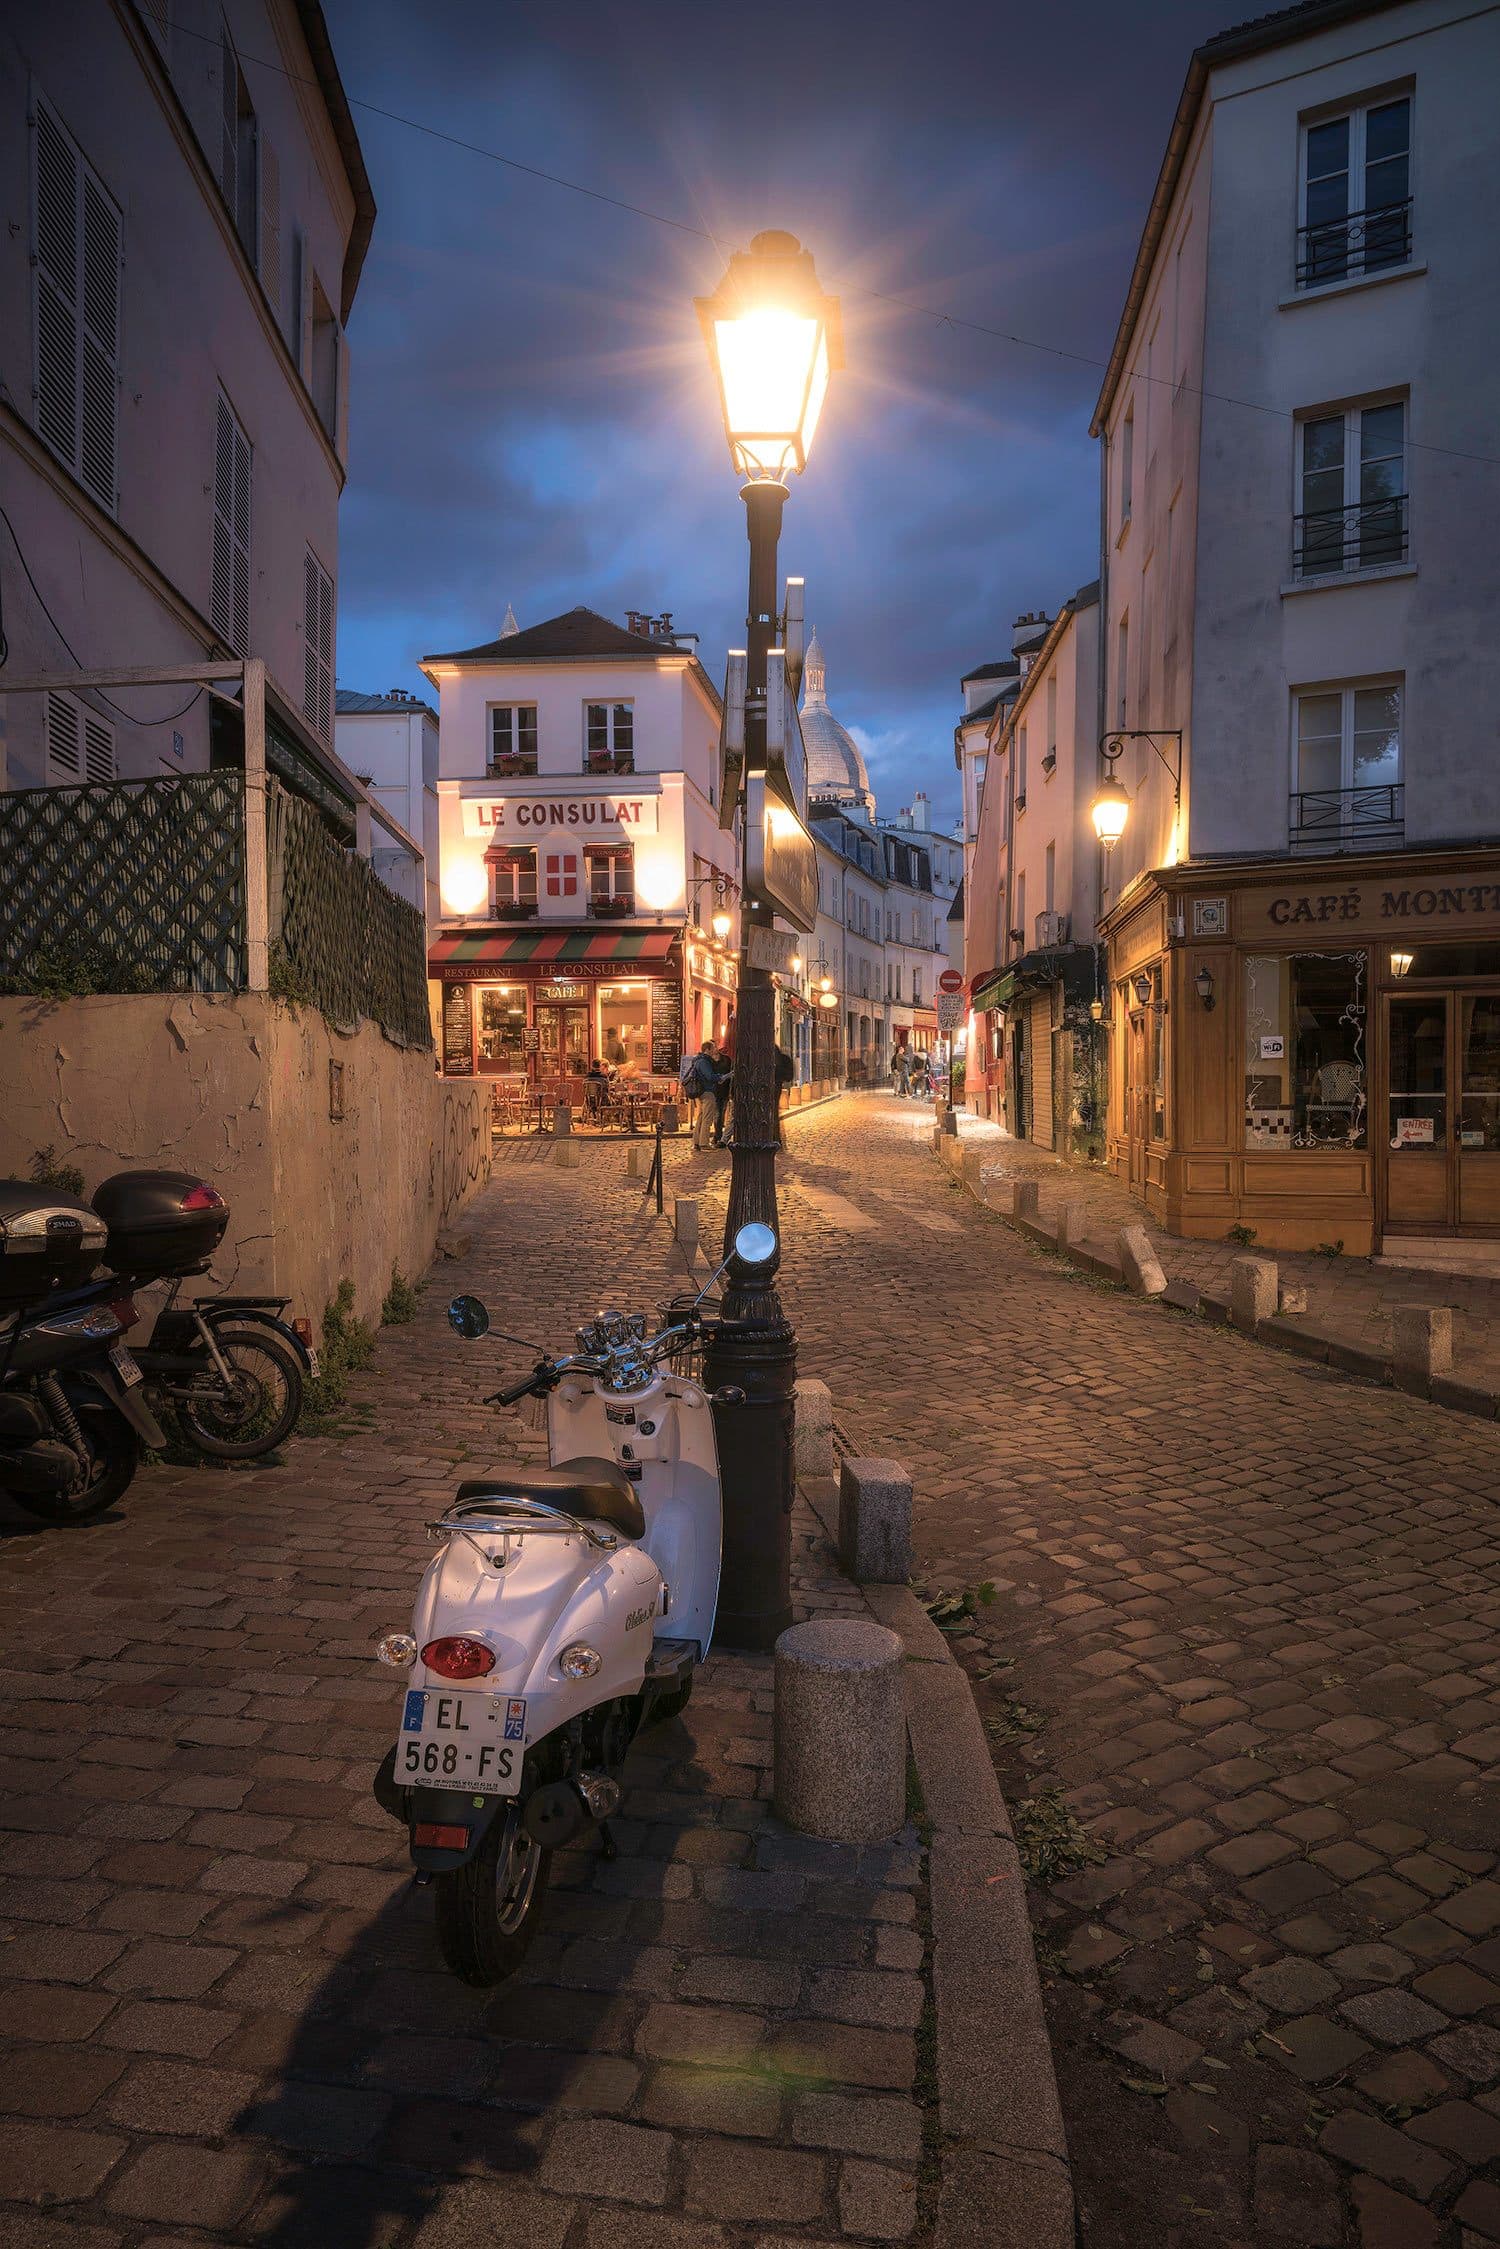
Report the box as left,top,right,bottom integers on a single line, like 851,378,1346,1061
268,781,431,1049
0,772,247,994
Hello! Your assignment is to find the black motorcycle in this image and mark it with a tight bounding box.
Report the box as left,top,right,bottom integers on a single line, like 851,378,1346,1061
119,1279,309,1460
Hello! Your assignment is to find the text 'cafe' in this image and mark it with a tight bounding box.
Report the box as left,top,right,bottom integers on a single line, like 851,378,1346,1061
1099,849,1500,1255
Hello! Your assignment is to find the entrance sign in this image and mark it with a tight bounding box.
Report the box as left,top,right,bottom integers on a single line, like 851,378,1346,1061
745,774,817,933
936,992,968,1032
938,968,965,995
461,792,660,838
747,926,800,974
442,981,474,1074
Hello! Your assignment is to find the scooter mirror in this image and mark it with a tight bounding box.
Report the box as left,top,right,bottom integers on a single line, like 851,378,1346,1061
733,1222,777,1267
447,1294,491,1341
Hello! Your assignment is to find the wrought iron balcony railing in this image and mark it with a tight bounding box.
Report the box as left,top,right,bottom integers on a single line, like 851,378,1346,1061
1295,198,1412,289
1289,782,1404,855
487,753,539,779
588,894,636,920
585,749,635,776
1293,494,1408,579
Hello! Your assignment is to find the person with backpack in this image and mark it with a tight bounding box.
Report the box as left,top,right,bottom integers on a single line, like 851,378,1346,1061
680,1041,720,1148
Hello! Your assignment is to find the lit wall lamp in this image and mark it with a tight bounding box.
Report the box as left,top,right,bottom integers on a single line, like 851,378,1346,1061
1091,731,1184,848
1195,965,1216,1011
1391,949,1414,977
1088,998,1105,1024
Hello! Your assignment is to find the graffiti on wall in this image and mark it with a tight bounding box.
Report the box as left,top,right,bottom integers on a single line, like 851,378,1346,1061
438,1083,490,1222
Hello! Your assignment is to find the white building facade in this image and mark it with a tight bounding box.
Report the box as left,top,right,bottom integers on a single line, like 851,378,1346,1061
336,688,441,930
0,0,373,793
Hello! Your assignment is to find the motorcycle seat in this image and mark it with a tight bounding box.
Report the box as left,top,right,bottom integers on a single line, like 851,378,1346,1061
453,1456,645,1542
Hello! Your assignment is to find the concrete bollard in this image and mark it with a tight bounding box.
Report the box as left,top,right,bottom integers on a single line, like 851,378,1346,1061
960,1145,987,1193
838,1455,913,1585
1230,1255,1278,1334
555,1139,579,1170
1119,1226,1167,1297
794,1377,834,1481
553,1102,572,1136
774,1619,905,1844
940,1108,959,1137
673,1197,699,1252
1392,1305,1453,1394
625,1144,646,1180
1012,1179,1040,1220
1056,1202,1088,1257
659,1103,680,1134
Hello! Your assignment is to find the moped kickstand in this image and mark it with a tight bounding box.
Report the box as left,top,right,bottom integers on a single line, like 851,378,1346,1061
597,1819,619,1863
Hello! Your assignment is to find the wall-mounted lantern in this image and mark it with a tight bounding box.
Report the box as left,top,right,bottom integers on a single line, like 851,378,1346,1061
1195,965,1216,1011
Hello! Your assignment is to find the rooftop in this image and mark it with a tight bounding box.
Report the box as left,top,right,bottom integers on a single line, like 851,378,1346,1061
423,606,694,667
335,688,437,718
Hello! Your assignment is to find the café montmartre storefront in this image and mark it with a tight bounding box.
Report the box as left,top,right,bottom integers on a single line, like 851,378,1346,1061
1100,846,1500,1255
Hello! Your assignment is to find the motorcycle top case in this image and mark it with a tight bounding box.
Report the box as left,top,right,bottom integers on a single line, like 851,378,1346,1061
91,1170,229,1276
0,1184,108,1310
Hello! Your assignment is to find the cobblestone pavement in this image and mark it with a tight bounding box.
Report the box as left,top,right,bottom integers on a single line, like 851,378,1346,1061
0,1156,925,2249
743,1091,1500,2249
940,1107,1500,1390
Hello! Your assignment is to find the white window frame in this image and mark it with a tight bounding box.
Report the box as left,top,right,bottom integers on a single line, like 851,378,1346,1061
489,705,538,771
584,701,634,764
31,92,121,515
1290,675,1404,828
46,689,114,784
489,845,537,912
1297,91,1413,284
1293,397,1407,577
586,844,634,904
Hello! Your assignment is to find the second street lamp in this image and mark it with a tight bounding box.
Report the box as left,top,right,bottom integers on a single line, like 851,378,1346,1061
695,231,841,1650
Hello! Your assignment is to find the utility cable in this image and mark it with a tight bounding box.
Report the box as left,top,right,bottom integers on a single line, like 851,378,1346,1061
167,16,1500,473
0,504,204,728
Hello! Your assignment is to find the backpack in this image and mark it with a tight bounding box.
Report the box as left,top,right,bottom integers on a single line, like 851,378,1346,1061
679,1052,708,1094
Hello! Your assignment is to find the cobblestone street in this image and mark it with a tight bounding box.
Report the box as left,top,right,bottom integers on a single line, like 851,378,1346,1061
768,1093,1500,2249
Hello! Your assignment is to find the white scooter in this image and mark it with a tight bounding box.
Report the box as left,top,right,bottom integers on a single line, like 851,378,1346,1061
371,1221,774,1986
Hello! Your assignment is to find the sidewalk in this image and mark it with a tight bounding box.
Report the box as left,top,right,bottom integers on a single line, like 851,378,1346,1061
941,1106,1500,1391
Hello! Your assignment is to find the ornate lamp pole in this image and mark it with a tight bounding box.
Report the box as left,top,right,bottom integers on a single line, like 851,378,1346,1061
694,230,841,1649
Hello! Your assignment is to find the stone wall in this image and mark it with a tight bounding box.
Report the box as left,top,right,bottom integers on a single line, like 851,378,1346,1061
0,994,490,1333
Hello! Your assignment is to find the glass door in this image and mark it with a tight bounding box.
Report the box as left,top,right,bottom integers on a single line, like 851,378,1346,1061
535,1005,591,1081
1458,993,1500,1231
1384,995,1450,1232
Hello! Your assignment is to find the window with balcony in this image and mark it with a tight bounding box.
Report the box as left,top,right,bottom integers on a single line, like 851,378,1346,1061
585,702,634,774
488,846,538,917
489,706,538,777
1295,400,1406,578
1297,95,1411,288
587,845,634,917
1292,680,1402,851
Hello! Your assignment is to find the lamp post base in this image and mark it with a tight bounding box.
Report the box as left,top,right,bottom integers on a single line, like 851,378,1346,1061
705,1310,796,1651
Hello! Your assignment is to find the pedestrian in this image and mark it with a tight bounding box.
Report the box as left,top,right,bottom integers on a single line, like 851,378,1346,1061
711,1046,733,1146
894,1047,911,1098
680,1041,720,1149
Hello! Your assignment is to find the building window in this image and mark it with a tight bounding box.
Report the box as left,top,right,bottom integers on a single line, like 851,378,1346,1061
1016,726,1028,808
308,275,340,442
46,690,114,784
1298,95,1411,288
1044,841,1056,915
1120,404,1134,524
587,845,634,917
1115,616,1128,730
1245,953,1367,1147
302,548,333,741
488,846,537,917
489,706,538,776
1044,674,1057,769
586,702,634,773
1295,401,1406,577
211,391,251,655
32,96,120,514
478,985,528,1069
913,972,922,1006
1292,681,1402,851
1151,965,1167,1139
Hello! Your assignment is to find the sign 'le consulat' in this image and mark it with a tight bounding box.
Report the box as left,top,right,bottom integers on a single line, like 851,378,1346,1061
460,793,660,838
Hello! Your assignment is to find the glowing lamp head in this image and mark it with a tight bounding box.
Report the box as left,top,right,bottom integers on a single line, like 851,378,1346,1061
789,953,803,973
696,231,842,480
442,859,489,916
711,907,733,940
1391,949,1414,976
1091,777,1130,848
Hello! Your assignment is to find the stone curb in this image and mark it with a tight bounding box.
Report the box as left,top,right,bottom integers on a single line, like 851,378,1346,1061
933,1136,1500,1423
799,1474,1076,2249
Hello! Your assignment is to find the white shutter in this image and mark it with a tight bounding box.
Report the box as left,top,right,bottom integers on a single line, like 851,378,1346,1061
33,102,79,470
83,711,115,782
46,691,81,781
79,172,120,510
212,391,251,654
218,28,237,208
302,548,333,740
231,412,250,655
258,132,279,315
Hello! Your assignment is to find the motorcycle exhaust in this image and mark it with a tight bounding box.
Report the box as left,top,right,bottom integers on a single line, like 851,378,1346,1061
0,1439,84,1494
523,1770,622,1849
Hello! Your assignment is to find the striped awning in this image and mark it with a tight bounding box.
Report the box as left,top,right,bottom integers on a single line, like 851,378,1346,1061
429,927,679,971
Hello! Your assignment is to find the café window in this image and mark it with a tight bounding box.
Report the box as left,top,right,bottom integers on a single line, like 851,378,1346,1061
587,845,634,917
488,846,537,917
585,702,634,773
597,982,650,1075
477,985,527,1070
1244,951,1366,1148
1150,966,1166,1139
489,706,538,775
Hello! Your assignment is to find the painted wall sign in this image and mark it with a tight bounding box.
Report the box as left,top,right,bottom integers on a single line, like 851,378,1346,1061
437,959,675,984
650,980,684,1074
1259,1034,1286,1060
442,981,474,1074
1394,1116,1436,1145
460,792,660,838
1265,882,1500,928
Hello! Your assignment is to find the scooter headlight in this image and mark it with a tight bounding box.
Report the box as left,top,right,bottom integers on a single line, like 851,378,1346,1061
559,1643,602,1680
375,1632,418,1668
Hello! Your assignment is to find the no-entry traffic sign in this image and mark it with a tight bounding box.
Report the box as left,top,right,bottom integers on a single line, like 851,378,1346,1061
937,968,965,995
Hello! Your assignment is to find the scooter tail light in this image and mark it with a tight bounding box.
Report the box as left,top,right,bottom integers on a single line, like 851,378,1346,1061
182,1182,226,1210
109,1296,138,1330
413,1823,469,1850
292,1316,313,1345
420,1636,495,1680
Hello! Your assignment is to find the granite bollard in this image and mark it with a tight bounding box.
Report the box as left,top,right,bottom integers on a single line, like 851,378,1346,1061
553,1102,572,1137
774,1618,905,1844
1230,1255,1278,1334
625,1144,646,1180
1118,1226,1166,1297
554,1139,579,1170
794,1377,834,1481
1056,1202,1087,1257
1392,1304,1453,1394
838,1455,913,1584
673,1197,699,1252
1012,1180,1039,1220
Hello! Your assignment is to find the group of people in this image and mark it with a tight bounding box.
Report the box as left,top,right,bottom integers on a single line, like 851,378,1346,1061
679,1023,796,1149
892,1047,934,1099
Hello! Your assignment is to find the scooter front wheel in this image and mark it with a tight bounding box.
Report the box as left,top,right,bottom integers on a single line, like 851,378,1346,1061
434,1803,550,1987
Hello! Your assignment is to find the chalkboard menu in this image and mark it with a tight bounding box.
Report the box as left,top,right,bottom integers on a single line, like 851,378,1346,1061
651,979,684,1075
442,981,474,1075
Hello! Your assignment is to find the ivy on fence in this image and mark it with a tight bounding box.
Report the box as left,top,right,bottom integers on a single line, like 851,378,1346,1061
267,781,432,1050
0,772,247,995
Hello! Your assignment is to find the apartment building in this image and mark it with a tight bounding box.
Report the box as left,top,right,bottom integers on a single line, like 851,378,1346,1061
0,0,373,806
335,687,440,930
1093,0,1500,1251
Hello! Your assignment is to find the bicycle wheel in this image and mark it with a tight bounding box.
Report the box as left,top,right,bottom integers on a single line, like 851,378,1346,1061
177,1323,303,1458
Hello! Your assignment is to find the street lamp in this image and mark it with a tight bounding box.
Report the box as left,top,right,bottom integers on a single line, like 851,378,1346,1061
695,229,841,1651
1091,775,1131,848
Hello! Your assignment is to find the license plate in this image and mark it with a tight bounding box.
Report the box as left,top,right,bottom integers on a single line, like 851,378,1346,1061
394,1689,526,1796
109,1344,143,1389
304,1348,321,1379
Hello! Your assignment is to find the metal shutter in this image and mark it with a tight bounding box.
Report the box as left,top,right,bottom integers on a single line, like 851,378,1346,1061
46,691,81,781
33,97,119,513
83,710,115,781
212,392,251,654
259,134,279,316
79,174,119,509
1029,991,1054,1149
302,548,333,740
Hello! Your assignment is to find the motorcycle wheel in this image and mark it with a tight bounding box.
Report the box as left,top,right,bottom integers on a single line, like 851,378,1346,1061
177,1324,303,1458
7,1408,138,1525
434,1803,550,1987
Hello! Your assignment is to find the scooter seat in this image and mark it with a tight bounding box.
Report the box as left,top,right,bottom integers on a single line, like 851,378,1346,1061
453,1456,646,1541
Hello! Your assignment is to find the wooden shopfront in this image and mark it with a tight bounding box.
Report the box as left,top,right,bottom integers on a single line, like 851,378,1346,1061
1100,848,1500,1254
429,928,689,1101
